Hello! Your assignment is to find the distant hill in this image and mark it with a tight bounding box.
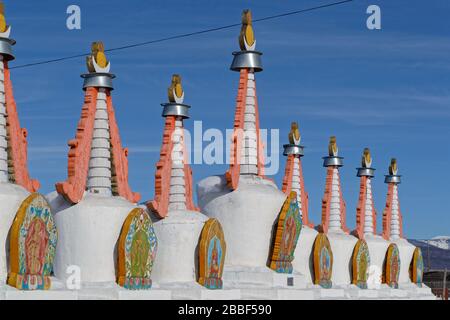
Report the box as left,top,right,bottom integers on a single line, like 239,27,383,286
409,236,450,270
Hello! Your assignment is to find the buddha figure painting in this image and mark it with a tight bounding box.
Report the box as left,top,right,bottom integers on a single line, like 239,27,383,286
8,194,57,290
410,247,424,287
117,208,157,290
352,239,370,289
198,219,226,289
268,191,303,273
384,243,400,289
313,233,333,288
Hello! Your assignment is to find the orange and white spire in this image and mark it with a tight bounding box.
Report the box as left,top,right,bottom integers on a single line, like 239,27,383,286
354,148,377,239
147,75,198,218
382,158,404,240
55,42,140,204
320,136,349,234
281,122,313,227
226,9,265,190
0,3,39,191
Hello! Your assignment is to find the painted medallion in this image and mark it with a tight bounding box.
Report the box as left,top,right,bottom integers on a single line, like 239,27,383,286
352,239,370,289
268,191,303,273
117,208,157,290
383,243,401,288
313,233,333,288
198,218,226,289
8,193,57,290
410,247,424,287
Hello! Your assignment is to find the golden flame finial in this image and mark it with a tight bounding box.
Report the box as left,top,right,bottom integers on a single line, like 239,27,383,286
361,148,372,168
389,158,398,175
288,122,301,145
168,74,184,104
239,9,256,51
328,136,338,157
0,2,9,33
86,41,110,73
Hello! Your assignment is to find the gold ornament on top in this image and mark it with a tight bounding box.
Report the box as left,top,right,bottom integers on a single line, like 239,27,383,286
0,2,11,37
239,9,256,51
288,122,301,145
168,74,185,104
328,136,338,157
361,148,372,168
86,41,110,73
389,158,398,175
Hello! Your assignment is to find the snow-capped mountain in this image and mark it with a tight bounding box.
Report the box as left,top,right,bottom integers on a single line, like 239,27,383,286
417,236,450,250
409,236,450,270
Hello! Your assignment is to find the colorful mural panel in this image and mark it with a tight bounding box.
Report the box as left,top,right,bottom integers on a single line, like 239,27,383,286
313,233,333,288
410,247,423,287
7,193,57,290
352,239,370,289
383,243,401,288
117,208,157,290
198,218,226,289
268,191,303,273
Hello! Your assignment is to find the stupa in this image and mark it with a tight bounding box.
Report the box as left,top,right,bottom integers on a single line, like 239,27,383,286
317,136,357,286
381,159,416,286
46,42,148,286
352,148,389,290
147,75,208,284
147,75,236,299
282,122,317,283
197,11,309,297
0,3,58,293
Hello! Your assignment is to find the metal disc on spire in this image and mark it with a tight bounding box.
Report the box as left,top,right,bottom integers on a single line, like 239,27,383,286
384,158,401,184
356,148,375,177
283,122,304,156
0,3,15,61
323,136,343,167
81,41,115,90
161,74,190,119
230,9,263,72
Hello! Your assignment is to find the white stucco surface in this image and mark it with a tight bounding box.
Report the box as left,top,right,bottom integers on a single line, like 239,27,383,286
365,234,390,283
393,238,416,284
150,209,208,284
197,174,286,267
292,226,318,283
48,193,136,282
0,183,29,281
327,231,358,285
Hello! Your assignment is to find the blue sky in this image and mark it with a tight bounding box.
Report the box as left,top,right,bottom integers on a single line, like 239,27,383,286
4,0,449,238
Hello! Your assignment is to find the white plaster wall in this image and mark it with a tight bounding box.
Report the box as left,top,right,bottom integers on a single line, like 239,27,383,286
0,183,29,281
327,231,358,286
365,234,390,283
393,238,415,284
292,226,318,283
198,175,286,267
328,168,342,231
0,57,8,183
51,194,136,282
240,72,258,175
150,210,207,284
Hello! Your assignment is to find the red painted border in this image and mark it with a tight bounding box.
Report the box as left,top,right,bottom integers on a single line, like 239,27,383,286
55,87,98,203
3,62,39,192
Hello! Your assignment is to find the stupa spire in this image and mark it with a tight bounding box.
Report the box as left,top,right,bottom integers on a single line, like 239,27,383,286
382,158,404,240
319,136,349,234
226,9,265,190
147,74,198,218
55,42,140,204
281,122,313,227
0,3,39,191
354,148,377,239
